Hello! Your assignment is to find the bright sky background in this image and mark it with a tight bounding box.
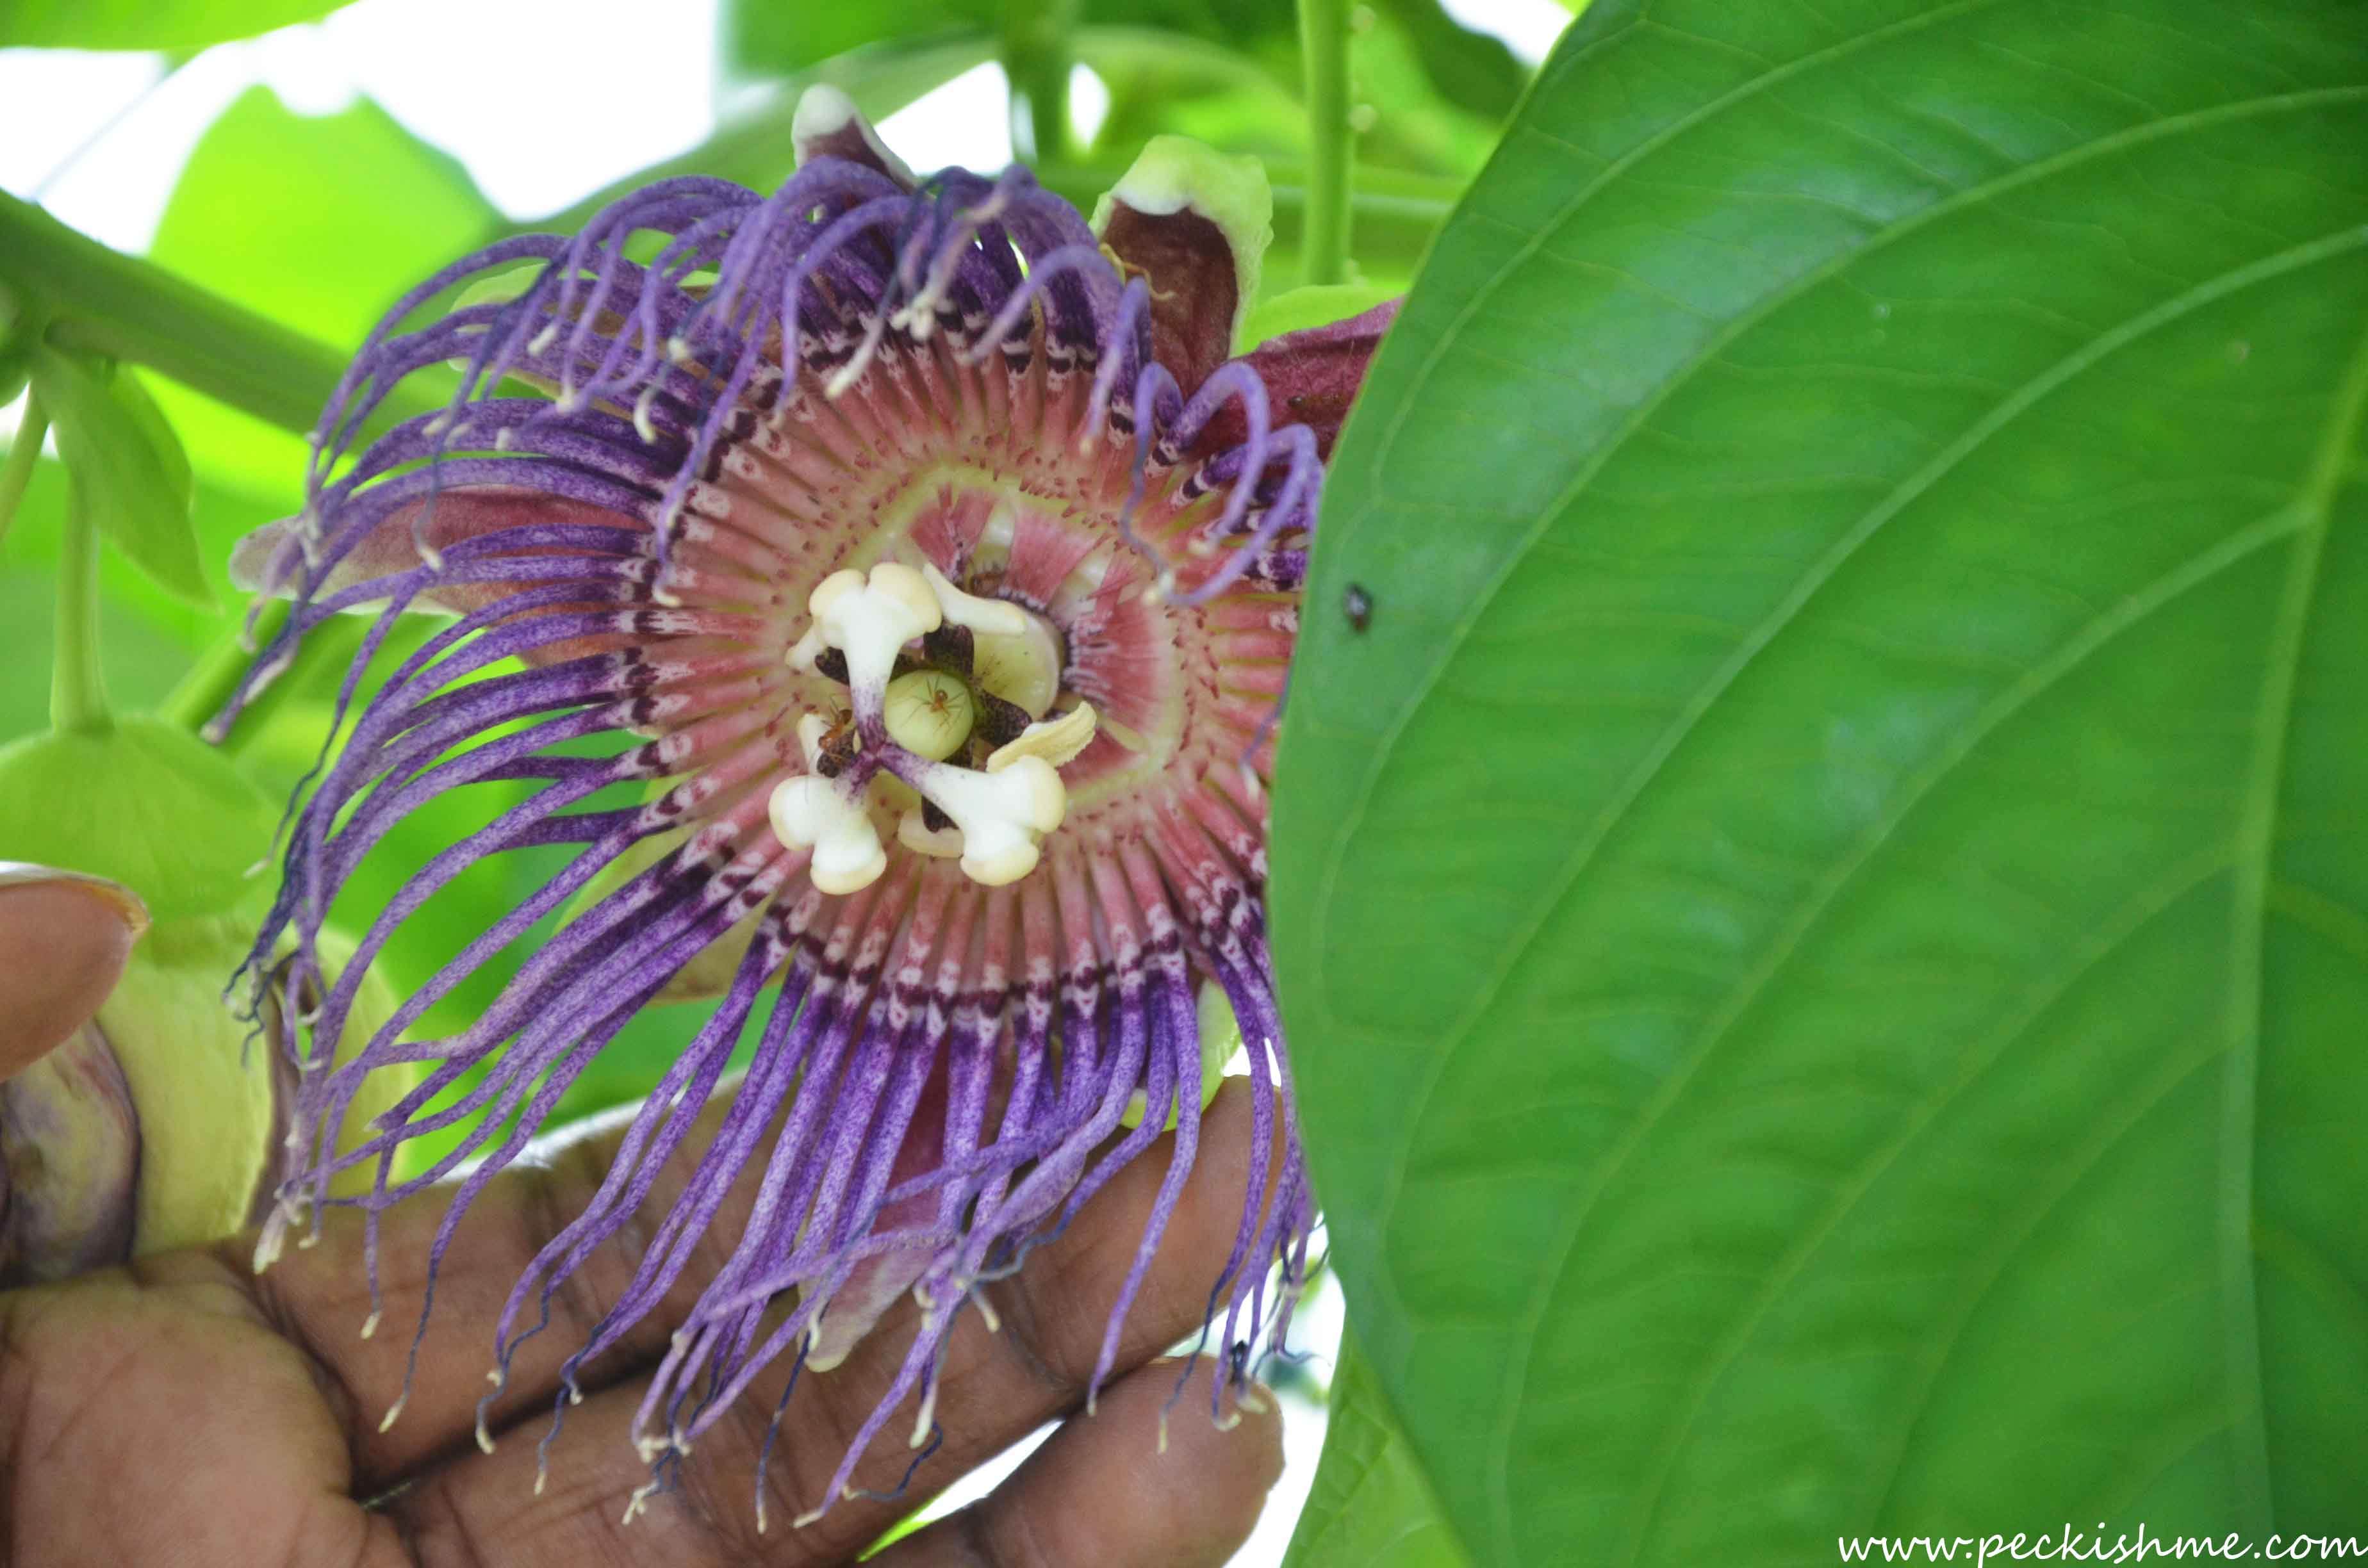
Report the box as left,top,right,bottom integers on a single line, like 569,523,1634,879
0,2,1568,1558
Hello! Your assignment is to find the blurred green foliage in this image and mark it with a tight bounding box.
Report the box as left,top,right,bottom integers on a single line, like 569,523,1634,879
0,0,347,50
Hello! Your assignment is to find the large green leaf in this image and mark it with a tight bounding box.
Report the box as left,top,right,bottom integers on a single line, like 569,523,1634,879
1273,1,2368,1562
1286,1334,1472,1568
145,86,498,501
0,0,352,49
723,0,996,80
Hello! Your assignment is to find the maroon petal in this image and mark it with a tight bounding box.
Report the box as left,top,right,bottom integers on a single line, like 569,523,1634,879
1203,296,1401,460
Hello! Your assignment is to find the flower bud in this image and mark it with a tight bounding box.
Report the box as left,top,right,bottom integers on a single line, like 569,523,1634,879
0,1022,138,1286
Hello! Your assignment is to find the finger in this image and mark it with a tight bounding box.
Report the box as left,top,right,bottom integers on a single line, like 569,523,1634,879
384,1079,1271,1567
0,864,145,1081
875,1357,1284,1568
208,1088,764,1480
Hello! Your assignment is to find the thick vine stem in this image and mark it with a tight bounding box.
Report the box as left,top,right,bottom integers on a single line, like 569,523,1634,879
0,190,411,440
1297,0,1356,286
1001,0,1082,164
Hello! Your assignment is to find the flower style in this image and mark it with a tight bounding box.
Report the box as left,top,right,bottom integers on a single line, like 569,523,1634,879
218,88,1396,1524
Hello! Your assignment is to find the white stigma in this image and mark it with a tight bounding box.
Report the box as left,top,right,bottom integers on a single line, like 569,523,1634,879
809,562,941,699
904,755,1067,886
768,775,887,895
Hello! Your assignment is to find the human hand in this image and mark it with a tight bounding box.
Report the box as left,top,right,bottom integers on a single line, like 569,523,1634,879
0,867,1287,1566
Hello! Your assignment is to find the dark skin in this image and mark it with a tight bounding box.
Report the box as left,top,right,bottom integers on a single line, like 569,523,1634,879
0,871,1285,1565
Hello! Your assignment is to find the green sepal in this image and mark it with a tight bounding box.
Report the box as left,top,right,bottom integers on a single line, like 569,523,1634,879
94,917,423,1257
106,364,195,521
0,714,277,923
29,346,213,607
98,916,278,1254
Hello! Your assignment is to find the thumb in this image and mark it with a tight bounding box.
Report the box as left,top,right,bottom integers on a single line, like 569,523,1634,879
0,863,147,1082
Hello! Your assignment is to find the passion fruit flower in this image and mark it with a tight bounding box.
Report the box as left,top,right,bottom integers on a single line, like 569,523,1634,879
216,88,1396,1524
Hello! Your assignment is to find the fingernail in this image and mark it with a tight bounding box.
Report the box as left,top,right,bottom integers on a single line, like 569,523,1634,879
0,862,151,939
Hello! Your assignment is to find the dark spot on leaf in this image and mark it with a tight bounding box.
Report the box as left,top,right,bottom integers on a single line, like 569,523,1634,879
1343,583,1373,632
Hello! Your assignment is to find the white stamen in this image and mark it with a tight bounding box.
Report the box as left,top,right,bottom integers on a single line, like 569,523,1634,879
785,623,829,673
794,712,833,771
919,560,1028,637
910,1378,940,1448
964,591,1065,719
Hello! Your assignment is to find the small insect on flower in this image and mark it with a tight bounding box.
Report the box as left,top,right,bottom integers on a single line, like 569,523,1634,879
217,89,1398,1523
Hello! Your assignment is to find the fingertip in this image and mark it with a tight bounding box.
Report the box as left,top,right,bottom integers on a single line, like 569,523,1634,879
0,865,147,1080
875,1355,1287,1568
1148,1359,1288,1540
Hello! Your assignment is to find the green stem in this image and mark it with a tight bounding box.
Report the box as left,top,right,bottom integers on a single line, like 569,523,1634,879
1299,0,1356,286
160,596,291,739
0,189,414,439
51,482,110,736
0,393,47,551
1002,0,1081,164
